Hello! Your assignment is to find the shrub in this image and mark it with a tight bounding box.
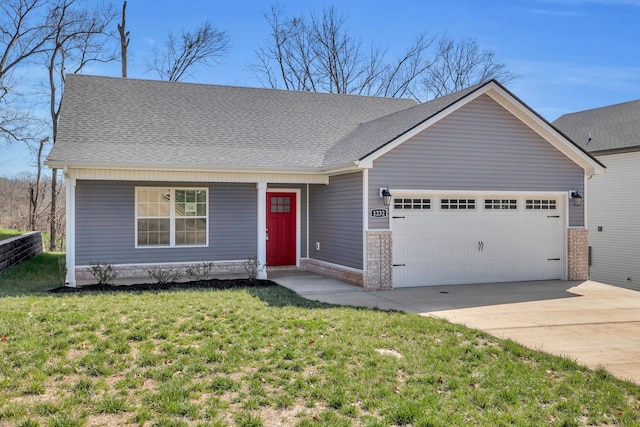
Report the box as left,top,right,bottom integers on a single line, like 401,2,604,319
147,267,182,284
89,261,118,285
242,257,265,280
185,262,215,281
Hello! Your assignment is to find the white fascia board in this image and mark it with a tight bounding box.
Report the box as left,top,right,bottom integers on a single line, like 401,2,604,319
48,161,326,176
319,161,364,175
63,166,330,184
358,85,490,166
485,86,606,176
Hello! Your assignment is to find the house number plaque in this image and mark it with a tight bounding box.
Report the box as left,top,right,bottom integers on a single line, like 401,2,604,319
370,209,388,218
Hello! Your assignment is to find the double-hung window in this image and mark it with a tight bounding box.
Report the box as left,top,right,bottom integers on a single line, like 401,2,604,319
136,187,208,247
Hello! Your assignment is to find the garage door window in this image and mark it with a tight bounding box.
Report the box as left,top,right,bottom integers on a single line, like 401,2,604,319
485,199,518,210
394,198,431,210
526,199,556,210
441,198,475,210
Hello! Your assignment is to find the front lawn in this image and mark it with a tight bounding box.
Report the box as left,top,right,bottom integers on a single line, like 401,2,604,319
0,257,639,426
0,252,65,296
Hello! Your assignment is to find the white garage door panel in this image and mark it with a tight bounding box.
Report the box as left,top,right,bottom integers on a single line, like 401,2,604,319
392,194,564,287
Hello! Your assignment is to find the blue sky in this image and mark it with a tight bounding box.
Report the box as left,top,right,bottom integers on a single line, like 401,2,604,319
2,0,640,177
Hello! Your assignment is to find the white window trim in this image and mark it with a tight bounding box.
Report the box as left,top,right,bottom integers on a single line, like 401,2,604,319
135,187,209,249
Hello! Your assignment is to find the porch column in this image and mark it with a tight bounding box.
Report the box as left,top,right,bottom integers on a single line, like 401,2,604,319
65,175,77,287
256,182,267,279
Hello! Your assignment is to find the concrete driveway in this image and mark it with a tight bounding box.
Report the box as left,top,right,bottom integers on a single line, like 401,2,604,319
271,271,640,384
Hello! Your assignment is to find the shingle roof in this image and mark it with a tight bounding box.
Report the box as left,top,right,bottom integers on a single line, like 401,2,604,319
47,75,417,170
553,99,640,154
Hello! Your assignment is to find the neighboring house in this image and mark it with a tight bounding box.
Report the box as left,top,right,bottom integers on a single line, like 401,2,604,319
554,100,640,290
46,75,604,288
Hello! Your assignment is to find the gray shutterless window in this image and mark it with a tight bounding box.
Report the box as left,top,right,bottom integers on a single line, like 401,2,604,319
136,187,208,247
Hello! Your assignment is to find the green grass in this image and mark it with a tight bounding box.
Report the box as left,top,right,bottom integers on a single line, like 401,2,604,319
0,252,65,296
1,256,639,426
0,228,25,241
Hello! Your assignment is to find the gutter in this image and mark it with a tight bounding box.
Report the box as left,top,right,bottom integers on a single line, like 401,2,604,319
45,161,330,176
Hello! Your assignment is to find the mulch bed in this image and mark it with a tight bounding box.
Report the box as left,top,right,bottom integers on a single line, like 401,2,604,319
48,278,277,293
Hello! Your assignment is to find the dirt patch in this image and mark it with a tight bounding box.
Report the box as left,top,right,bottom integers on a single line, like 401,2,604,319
47,278,277,294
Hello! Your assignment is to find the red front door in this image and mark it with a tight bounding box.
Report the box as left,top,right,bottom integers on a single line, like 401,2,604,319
266,192,297,266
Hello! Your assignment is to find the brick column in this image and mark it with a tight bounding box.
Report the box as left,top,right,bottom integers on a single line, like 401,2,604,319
364,230,393,289
568,228,589,281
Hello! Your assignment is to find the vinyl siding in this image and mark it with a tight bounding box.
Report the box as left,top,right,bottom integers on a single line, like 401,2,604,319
587,152,640,290
268,183,308,258
309,172,363,269
75,180,257,265
368,94,585,229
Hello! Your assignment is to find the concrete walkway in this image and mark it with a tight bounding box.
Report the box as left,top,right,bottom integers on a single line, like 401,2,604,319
270,271,640,384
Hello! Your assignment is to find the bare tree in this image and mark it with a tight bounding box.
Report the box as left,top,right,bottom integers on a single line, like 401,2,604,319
148,21,229,82
424,36,517,98
254,6,516,101
117,0,129,77
27,135,49,230
0,174,65,247
0,0,53,144
42,0,116,250
253,6,437,99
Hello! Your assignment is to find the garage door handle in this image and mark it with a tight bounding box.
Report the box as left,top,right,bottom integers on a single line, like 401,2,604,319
478,241,484,252
547,258,560,261
392,216,405,219
547,215,560,218
393,264,406,267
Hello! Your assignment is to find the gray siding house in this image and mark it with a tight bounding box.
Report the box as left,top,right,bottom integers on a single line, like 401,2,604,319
554,100,640,290
46,75,604,288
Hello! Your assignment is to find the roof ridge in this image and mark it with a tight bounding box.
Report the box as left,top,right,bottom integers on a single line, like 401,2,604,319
557,98,640,120
67,73,422,102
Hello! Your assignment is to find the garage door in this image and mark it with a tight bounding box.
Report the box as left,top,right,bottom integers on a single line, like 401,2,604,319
392,194,565,287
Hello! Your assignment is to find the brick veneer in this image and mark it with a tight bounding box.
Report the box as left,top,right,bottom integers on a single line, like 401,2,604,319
301,230,394,290
300,258,365,287
75,260,248,285
568,228,589,281
364,230,393,289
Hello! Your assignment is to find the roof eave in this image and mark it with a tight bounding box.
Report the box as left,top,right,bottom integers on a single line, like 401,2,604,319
588,145,640,156
319,161,364,175
45,160,327,176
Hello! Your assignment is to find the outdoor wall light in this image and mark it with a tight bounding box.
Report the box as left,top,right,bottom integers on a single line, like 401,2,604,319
571,190,583,207
380,187,392,206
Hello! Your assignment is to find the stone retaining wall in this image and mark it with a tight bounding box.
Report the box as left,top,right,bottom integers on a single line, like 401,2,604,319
0,231,43,273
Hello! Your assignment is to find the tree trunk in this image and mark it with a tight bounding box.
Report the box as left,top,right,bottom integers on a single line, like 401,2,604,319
118,1,129,78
